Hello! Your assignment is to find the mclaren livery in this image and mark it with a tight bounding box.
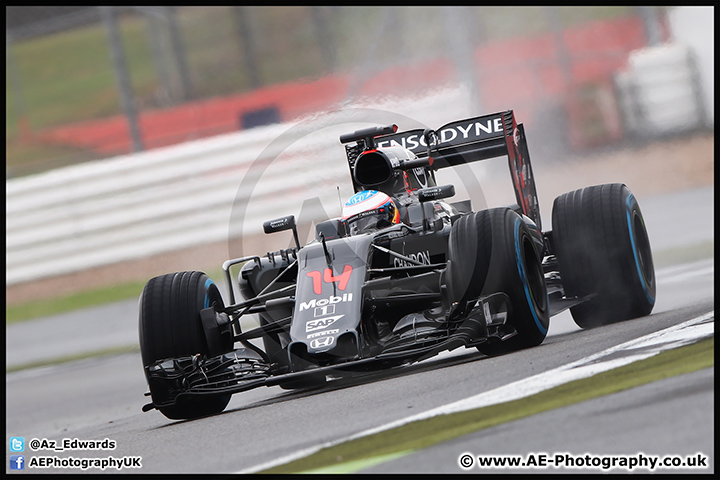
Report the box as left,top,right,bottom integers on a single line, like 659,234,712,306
139,110,656,419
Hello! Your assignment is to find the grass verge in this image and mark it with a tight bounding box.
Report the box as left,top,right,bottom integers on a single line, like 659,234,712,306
6,267,229,324
652,240,714,268
263,336,714,473
5,344,140,374
6,280,147,325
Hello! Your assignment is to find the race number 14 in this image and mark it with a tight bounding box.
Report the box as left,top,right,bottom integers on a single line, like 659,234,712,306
306,265,353,294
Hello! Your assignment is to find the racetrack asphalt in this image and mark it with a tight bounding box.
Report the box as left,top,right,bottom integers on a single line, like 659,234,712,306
5,185,714,371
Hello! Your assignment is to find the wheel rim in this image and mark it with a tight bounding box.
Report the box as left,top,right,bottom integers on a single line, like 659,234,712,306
524,237,547,314
632,211,654,288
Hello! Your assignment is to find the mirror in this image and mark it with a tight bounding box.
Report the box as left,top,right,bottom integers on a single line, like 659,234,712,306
417,184,455,202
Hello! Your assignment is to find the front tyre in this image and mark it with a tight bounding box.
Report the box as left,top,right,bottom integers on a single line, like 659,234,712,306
552,183,656,328
139,271,232,419
448,208,549,355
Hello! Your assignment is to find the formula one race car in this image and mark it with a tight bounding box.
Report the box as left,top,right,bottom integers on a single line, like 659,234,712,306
139,110,656,419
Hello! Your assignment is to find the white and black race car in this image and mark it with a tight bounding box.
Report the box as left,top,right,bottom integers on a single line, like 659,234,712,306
139,110,656,419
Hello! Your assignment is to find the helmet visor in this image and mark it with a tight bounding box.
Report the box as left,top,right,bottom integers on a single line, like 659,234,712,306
346,208,393,235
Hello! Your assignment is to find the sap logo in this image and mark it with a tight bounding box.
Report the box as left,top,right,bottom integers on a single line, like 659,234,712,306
299,293,353,311
306,315,344,332
310,336,335,349
307,328,339,339
393,250,431,268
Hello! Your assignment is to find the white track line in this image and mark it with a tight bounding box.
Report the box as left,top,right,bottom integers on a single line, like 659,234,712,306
240,310,714,473
656,258,714,278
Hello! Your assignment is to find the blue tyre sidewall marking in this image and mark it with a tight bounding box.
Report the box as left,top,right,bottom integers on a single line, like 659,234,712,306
625,194,655,304
514,217,547,334
203,277,214,308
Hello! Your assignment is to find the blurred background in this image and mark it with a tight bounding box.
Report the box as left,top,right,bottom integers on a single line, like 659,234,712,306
5,6,714,307
6,6,713,176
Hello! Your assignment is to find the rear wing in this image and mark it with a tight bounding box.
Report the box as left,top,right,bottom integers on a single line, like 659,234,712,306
376,111,509,167
344,110,542,230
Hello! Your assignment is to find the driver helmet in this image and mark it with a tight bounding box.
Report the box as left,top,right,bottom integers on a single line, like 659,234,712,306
342,190,399,235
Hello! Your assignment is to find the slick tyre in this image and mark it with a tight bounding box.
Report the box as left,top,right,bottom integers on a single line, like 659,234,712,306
139,271,231,419
448,208,549,355
552,183,655,329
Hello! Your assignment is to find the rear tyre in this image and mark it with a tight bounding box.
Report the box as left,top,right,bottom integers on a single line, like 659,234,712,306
552,183,655,328
139,271,232,419
448,208,549,355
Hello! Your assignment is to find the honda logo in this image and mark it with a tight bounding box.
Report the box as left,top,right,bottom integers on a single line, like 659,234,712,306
310,336,335,349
